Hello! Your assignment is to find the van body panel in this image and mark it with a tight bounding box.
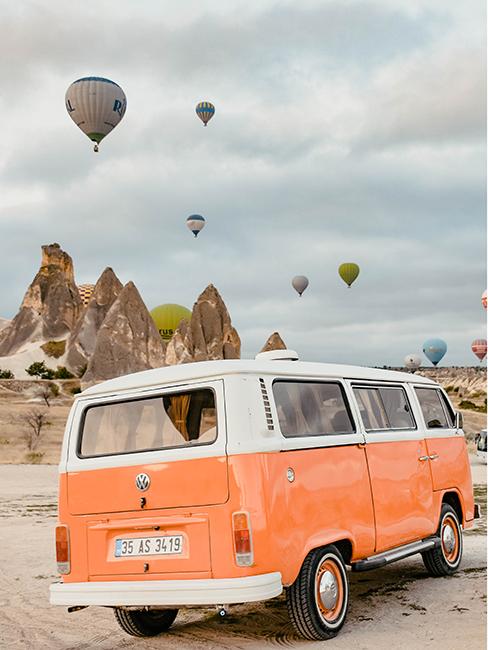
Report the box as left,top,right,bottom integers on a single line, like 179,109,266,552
363,439,437,552
87,514,211,577
67,456,228,515
425,435,475,522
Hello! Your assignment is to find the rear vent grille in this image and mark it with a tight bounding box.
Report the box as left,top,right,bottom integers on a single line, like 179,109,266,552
259,378,274,431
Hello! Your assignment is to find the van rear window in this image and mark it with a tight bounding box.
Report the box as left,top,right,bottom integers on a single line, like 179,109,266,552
79,389,216,457
272,381,355,437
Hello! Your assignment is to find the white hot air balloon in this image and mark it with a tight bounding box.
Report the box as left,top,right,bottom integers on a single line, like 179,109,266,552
292,275,309,297
404,354,422,372
65,77,127,152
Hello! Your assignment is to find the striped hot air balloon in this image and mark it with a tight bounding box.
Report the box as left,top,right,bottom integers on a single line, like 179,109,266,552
77,283,95,306
472,339,487,362
186,215,206,237
65,77,127,151
195,101,215,126
338,263,360,288
482,290,487,310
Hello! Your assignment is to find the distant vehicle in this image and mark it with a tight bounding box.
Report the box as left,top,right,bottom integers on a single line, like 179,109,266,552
475,429,487,463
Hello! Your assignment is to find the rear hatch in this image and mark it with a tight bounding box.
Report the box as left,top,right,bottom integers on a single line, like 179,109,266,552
66,380,228,576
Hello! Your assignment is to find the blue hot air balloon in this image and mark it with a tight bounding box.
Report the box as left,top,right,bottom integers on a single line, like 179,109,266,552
186,214,206,237
422,338,447,366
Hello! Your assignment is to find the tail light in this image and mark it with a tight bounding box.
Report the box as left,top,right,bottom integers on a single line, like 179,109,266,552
55,525,71,574
232,511,253,567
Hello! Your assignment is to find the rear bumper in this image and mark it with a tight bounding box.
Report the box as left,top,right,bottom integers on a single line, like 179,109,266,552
50,572,283,607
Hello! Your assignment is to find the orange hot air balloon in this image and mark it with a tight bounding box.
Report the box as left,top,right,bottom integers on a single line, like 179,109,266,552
472,339,487,362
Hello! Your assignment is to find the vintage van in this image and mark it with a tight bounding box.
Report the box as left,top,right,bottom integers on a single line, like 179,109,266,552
50,350,478,641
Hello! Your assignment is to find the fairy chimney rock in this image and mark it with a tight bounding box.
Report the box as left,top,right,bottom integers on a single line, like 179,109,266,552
66,267,124,371
165,284,240,364
260,332,287,353
0,243,82,355
83,281,166,384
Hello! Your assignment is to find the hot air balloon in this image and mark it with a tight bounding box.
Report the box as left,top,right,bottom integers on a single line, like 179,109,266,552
338,263,360,288
292,276,309,297
404,354,421,371
186,215,206,238
196,101,215,126
423,338,447,366
150,304,192,341
472,339,487,362
482,290,487,310
65,77,127,152
77,283,95,306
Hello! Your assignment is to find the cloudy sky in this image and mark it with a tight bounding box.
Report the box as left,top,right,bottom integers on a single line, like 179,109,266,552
0,0,485,366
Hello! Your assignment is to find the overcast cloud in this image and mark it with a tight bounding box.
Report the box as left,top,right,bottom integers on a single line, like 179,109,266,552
0,0,485,366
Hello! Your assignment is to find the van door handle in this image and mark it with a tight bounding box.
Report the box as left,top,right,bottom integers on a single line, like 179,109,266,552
418,456,429,461
429,454,439,461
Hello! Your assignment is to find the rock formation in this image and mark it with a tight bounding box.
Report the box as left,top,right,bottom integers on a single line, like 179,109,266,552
0,244,82,355
165,284,240,364
83,282,166,383
66,267,123,372
260,332,287,353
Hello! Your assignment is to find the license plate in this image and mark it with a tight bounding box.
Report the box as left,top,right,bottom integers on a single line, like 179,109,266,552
115,535,183,557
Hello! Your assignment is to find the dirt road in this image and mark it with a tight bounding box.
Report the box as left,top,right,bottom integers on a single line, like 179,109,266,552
0,460,485,649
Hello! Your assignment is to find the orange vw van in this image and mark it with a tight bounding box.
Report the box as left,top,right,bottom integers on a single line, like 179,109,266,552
50,350,478,641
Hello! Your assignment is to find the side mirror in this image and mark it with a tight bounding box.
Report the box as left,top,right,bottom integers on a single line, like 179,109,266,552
455,411,463,430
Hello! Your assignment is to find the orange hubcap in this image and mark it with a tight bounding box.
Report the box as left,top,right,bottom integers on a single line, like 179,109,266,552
441,515,459,563
316,559,343,622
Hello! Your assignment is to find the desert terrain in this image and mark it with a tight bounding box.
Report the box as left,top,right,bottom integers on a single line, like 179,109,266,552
0,460,485,649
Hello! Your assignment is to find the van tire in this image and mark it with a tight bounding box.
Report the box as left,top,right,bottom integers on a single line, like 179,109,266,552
114,608,178,637
286,545,349,640
422,504,463,576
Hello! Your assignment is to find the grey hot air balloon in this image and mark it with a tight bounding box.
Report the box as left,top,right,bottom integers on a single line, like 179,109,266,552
292,276,309,297
404,354,421,372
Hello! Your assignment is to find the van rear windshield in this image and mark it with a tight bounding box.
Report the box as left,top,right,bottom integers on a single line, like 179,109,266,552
79,388,217,457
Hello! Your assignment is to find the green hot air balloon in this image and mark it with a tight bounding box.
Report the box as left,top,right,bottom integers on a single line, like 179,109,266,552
150,304,192,341
338,263,360,288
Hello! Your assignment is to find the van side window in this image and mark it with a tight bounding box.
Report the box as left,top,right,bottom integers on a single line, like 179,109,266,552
415,387,454,429
272,381,355,437
79,388,216,457
353,386,415,431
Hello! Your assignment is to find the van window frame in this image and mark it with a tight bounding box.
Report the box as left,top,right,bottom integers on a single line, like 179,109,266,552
271,378,357,439
76,385,218,460
351,383,417,433
414,386,456,431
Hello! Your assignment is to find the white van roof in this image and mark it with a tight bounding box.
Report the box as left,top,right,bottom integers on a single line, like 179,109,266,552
81,358,436,397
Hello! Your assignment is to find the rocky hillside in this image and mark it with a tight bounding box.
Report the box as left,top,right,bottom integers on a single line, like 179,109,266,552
0,244,242,384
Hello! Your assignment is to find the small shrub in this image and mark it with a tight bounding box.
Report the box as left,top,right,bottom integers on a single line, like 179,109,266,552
453,386,459,393
70,386,82,395
26,361,55,380
459,400,487,413
54,366,74,379
41,340,66,359
25,452,45,464
444,385,454,393
0,368,14,379
0,437,10,445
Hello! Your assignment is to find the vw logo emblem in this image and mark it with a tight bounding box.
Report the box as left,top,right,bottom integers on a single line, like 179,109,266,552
135,473,150,491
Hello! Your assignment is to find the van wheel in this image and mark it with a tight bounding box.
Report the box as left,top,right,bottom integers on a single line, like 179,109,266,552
286,545,349,640
422,504,463,576
114,608,178,637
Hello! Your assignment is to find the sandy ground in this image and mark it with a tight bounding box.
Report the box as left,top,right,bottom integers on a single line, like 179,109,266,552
0,458,485,650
